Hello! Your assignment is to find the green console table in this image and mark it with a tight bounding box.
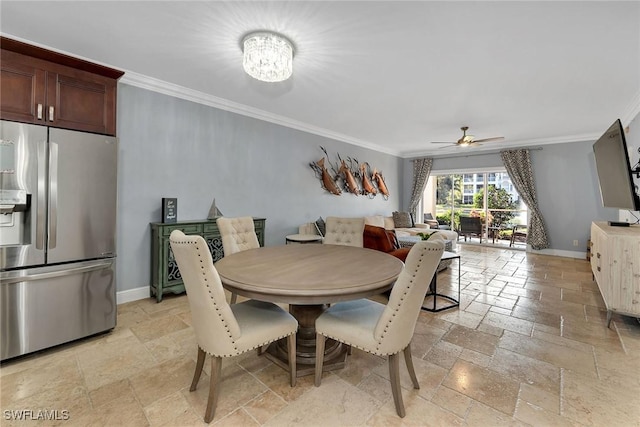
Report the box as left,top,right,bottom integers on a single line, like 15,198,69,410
150,218,266,302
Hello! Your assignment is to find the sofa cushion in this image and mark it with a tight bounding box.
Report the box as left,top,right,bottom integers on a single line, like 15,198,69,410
364,215,385,228
383,216,395,230
392,211,413,228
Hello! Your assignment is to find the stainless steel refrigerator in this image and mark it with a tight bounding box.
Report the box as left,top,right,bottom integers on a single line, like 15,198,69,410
1,120,117,361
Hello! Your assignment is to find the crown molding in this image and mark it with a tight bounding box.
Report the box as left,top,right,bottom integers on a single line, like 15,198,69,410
120,72,402,157
621,90,640,126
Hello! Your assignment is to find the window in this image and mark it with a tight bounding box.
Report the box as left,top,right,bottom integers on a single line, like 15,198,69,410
422,169,528,246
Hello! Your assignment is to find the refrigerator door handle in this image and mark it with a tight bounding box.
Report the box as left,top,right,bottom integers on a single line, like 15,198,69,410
36,141,47,249
49,142,58,249
0,260,113,285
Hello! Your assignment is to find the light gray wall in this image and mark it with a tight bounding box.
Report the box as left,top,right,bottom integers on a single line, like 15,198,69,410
116,84,402,292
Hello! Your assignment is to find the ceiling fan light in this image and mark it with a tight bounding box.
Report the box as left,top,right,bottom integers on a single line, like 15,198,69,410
242,32,293,82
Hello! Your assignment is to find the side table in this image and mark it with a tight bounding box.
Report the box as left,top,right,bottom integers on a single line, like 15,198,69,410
285,234,323,244
422,251,461,312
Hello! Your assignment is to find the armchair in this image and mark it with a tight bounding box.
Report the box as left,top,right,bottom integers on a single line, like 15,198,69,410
423,213,440,229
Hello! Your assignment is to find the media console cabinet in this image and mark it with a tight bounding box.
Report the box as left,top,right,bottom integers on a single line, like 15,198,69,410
150,218,265,302
590,221,640,326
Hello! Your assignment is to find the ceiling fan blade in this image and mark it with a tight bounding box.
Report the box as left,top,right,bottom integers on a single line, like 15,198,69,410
472,136,505,143
438,144,455,149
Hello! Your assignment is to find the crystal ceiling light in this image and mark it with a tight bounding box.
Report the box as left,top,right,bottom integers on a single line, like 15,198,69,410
242,32,294,82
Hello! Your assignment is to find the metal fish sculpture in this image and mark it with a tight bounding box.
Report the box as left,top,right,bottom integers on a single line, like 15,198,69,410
372,168,390,200
360,163,377,198
338,160,360,195
310,157,342,195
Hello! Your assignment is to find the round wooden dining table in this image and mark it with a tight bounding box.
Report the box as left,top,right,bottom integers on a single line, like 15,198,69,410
214,244,404,377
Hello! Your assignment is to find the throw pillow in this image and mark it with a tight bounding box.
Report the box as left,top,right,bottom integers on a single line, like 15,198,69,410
392,211,412,228
315,217,326,237
363,225,395,253
384,229,400,250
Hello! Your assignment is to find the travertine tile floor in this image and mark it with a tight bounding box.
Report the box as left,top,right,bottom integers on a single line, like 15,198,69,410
2,245,639,426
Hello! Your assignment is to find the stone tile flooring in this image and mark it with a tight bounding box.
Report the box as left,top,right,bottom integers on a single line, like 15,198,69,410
2,245,639,426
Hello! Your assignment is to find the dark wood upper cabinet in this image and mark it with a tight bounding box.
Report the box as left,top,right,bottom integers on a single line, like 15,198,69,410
1,37,124,136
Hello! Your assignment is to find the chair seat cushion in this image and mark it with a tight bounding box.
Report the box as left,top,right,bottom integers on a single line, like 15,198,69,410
231,300,298,355
315,299,386,355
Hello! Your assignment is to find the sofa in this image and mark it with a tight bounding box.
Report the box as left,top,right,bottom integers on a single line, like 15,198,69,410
299,214,458,249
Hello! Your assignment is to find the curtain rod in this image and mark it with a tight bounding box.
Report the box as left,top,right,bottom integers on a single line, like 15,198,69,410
411,146,543,161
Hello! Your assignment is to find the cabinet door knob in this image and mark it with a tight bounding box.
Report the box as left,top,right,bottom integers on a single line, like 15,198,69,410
597,267,601,272
37,104,43,120
48,106,55,122
597,253,601,258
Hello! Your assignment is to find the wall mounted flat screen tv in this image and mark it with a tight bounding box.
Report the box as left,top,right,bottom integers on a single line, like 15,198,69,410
592,119,640,213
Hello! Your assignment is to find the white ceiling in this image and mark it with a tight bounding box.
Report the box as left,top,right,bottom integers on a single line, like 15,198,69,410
2,1,639,158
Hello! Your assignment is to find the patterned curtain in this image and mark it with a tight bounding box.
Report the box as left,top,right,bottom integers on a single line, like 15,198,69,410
500,149,549,250
408,158,433,217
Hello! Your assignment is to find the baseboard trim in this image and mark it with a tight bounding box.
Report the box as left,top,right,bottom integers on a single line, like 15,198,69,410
530,248,587,259
117,286,150,305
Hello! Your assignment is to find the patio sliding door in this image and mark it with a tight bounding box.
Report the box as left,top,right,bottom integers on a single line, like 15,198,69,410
423,170,528,247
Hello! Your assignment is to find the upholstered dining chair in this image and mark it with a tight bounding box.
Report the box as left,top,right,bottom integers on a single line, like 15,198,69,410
216,216,260,303
322,216,365,247
314,240,445,418
169,230,298,423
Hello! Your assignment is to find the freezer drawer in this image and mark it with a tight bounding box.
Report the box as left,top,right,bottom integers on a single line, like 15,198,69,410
1,259,116,361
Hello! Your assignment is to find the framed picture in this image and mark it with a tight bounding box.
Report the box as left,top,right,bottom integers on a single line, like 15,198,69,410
162,198,177,223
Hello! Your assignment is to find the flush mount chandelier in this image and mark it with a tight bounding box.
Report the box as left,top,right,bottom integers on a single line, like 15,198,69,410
242,31,294,82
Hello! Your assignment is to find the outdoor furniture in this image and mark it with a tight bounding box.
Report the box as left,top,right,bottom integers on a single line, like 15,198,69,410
423,213,440,228
214,244,404,377
216,216,260,304
488,224,510,244
169,231,298,423
510,224,528,247
314,240,445,418
458,216,483,243
322,216,365,247
423,213,451,230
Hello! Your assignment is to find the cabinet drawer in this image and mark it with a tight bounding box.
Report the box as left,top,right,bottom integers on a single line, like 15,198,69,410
161,224,202,236
203,223,219,234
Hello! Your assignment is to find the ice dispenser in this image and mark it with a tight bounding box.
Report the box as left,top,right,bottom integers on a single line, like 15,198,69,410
1,138,31,247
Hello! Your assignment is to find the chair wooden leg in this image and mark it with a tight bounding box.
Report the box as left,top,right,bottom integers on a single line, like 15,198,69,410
190,347,206,391
230,293,238,304
389,352,406,418
314,334,326,387
288,333,297,387
204,356,222,423
403,345,420,390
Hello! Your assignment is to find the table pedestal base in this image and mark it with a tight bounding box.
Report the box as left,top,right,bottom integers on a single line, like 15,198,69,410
263,304,348,377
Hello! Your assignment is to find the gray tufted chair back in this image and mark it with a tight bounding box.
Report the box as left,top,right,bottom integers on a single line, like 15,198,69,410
322,216,365,247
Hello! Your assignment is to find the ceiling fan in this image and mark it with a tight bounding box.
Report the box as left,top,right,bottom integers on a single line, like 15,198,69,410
432,126,504,148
